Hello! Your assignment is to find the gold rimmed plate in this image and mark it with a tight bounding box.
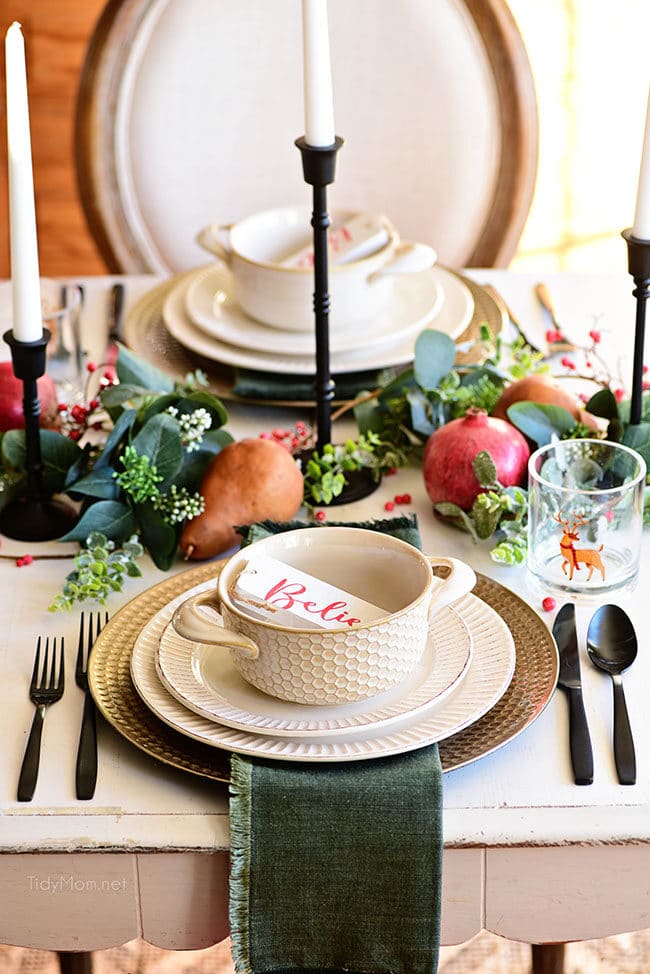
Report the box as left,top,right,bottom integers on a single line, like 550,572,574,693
89,565,558,782
122,271,505,408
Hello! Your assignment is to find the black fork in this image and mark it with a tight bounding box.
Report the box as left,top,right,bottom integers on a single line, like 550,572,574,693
17,637,65,802
75,611,108,800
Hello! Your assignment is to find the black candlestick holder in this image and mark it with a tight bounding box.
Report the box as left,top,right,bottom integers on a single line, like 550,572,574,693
622,229,650,426
295,135,378,504
0,328,78,541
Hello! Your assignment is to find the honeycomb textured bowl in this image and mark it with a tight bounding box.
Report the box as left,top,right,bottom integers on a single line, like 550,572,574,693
222,599,430,705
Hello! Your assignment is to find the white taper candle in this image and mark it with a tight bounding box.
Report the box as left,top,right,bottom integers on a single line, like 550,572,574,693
301,0,336,147
5,22,42,343
632,86,650,241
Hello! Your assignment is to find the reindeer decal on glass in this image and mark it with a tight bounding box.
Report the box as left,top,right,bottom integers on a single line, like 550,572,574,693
552,511,606,582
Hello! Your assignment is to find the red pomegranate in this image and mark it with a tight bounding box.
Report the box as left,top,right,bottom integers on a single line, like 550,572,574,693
0,361,59,432
423,408,530,511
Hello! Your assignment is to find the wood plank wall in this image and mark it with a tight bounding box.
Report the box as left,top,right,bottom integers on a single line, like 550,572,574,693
0,0,108,279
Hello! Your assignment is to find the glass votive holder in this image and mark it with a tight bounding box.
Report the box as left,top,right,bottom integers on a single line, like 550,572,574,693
527,438,646,601
0,279,85,394
40,280,85,396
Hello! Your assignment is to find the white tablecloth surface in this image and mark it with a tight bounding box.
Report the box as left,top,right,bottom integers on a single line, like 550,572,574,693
1,269,649,950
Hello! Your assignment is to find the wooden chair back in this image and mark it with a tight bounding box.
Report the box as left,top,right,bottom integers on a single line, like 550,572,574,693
75,0,538,273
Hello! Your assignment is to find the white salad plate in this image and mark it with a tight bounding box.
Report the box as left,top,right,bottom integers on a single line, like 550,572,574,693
130,580,516,762
161,264,474,376
154,605,473,738
183,263,448,356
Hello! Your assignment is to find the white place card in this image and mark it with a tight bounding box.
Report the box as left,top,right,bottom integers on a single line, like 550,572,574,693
280,213,390,269
231,553,387,630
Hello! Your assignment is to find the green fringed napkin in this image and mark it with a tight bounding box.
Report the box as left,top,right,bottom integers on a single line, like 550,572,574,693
232,366,398,401
228,515,443,974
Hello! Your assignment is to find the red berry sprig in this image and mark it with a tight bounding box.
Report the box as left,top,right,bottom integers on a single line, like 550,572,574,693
58,364,117,442
545,329,565,344
385,493,412,512
259,421,312,453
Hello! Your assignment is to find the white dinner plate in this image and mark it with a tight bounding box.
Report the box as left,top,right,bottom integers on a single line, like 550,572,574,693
183,263,449,356
154,605,473,738
130,579,516,761
161,264,474,375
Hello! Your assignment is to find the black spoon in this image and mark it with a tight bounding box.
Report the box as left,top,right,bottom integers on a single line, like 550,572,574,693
586,604,637,785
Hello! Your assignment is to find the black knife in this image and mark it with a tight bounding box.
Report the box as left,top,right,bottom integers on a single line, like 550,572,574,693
107,282,125,345
553,603,593,785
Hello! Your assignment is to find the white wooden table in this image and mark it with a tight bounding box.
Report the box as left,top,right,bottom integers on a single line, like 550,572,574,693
1,270,648,961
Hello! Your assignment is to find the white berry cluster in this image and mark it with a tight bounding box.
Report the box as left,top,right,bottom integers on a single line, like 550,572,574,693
166,406,213,452
154,484,206,525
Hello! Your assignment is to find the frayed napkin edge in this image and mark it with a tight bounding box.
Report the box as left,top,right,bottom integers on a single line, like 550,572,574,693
229,753,254,974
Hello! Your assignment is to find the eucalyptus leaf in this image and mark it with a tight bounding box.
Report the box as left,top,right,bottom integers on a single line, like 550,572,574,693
137,393,181,427
472,503,500,540
433,501,480,541
459,366,505,388
116,344,175,393
607,417,624,442
473,450,498,486
434,501,465,518
406,388,436,437
60,500,136,543
64,442,94,488
1,429,26,469
136,503,178,570
413,330,457,391
377,367,415,402
100,383,151,410
616,393,650,426
585,387,619,420
68,466,120,500
131,413,183,482
621,422,650,466
2,429,83,494
93,408,137,470
354,398,386,436
506,401,576,446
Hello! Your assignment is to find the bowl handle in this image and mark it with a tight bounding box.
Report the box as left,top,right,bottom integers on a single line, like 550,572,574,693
195,224,234,266
171,591,259,659
426,557,476,621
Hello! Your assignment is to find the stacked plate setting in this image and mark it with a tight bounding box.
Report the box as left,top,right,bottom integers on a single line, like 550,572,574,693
156,262,475,377
129,578,517,762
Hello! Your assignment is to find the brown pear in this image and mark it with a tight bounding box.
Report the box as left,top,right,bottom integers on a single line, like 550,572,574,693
179,437,304,559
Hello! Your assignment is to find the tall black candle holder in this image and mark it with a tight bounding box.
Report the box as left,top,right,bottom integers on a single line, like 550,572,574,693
295,135,378,504
295,136,343,450
622,229,650,426
0,328,78,541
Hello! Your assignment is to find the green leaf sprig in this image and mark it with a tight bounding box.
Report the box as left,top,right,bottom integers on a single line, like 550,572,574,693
58,346,233,571
302,433,383,507
49,531,143,611
434,451,529,565
352,327,538,467
0,347,234,587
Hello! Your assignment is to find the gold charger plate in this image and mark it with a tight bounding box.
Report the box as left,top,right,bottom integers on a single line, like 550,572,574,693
122,271,504,408
89,566,558,783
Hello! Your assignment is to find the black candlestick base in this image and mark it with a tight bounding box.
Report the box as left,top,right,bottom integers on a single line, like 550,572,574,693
622,229,650,425
0,327,79,541
0,495,78,542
